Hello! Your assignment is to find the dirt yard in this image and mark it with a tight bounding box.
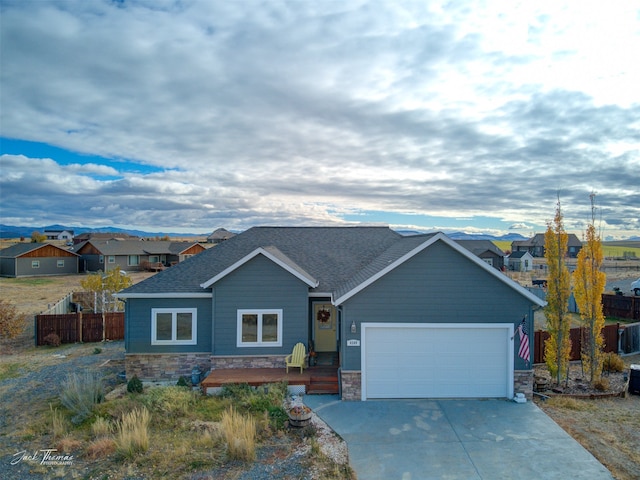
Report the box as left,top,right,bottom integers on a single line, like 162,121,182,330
534,355,640,480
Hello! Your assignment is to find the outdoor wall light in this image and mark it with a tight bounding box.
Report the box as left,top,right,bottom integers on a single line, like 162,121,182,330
350,320,357,334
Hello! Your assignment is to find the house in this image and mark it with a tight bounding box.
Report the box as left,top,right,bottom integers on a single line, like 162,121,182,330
72,232,138,245
511,233,583,258
207,228,236,244
0,243,80,277
74,239,205,272
117,227,546,401
43,229,74,241
508,250,534,272
454,239,506,270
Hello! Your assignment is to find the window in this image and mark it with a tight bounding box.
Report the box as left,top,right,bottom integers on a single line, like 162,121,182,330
31,260,40,268
99,255,104,264
149,255,159,264
151,308,197,345
57,260,65,268
237,309,282,347
108,256,116,264
128,255,140,266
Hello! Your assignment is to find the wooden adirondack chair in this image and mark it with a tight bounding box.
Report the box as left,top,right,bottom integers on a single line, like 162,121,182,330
285,342,307,374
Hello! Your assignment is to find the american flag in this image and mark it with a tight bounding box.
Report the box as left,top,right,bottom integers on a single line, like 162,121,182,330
517,317,530,364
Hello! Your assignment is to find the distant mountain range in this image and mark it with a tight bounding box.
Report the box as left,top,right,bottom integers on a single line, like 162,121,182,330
0,224,210,239
1,223,529,242
397,230,529,241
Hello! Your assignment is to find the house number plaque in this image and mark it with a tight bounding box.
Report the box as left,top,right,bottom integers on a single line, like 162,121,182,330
347,339,360,347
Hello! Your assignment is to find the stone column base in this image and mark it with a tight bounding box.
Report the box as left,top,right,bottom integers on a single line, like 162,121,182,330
340,370,361,401
514,370,534,399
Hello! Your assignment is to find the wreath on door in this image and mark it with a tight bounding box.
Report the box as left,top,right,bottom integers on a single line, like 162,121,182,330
317,308,331,323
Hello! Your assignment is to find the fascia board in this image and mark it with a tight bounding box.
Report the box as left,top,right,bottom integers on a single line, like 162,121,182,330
335,232,547,308
199,247,318,289
115,292,212,299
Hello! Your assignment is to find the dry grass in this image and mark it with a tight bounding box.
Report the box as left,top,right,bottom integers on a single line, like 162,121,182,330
50,405,68,439
86,437,117,459
115,407,151,459
221,406,256,461
91,416,113,437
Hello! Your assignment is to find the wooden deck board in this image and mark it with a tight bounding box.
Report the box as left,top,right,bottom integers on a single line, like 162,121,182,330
201,366,338,390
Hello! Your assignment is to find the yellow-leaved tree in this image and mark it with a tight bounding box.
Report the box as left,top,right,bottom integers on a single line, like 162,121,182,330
544,198,572,385
81,269,132,312
573,194,606,383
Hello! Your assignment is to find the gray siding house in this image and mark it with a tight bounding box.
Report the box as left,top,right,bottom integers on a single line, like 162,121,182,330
118,227,545,401
0,243,80,277
74,239,206,272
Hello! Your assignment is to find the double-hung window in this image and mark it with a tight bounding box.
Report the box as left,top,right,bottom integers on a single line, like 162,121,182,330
128,255,140,266
237,309,282,347
151,308,197,345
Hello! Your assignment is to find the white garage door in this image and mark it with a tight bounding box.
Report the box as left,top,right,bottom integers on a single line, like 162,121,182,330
362,323,513,400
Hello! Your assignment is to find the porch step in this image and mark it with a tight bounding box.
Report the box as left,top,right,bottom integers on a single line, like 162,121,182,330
308,375,339,395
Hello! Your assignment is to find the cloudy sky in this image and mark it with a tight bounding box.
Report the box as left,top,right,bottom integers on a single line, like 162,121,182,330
1,0,639,239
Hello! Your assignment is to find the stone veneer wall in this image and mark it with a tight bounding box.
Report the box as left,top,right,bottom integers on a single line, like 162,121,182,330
211,355,286,369
340,370,361,401
125,353,211,381
339,369,532,402
514,370,534,399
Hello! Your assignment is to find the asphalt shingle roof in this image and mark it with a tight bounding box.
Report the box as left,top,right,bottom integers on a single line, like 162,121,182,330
121,226,402,295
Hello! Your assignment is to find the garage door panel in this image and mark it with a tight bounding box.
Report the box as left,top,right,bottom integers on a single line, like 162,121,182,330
363,323,512,399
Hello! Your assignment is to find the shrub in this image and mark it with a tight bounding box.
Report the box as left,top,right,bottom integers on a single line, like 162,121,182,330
602,352,625,373
115,407,150,459
43,333,61,347
93,347,102,355
594,377,610,391
0,299,25,339
176,376,190,388
221,406,256,461
127,375,144,394
267,405,288,430
142,386,196,418
60,372,104,424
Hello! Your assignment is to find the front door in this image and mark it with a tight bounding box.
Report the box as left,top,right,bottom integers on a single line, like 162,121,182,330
313,303,337,352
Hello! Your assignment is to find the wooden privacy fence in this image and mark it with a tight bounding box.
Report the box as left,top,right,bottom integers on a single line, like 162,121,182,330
36,312,124,346
534,323,622,364
602,294,640,321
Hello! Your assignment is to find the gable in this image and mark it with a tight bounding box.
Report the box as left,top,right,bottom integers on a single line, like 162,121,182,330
200,247,318,288
334,233,545,307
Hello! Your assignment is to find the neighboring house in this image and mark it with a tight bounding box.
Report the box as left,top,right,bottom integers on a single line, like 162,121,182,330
0,243,80,277
44,229,74,241
511,233,583,258
73,232,138,245
508,251,534,272
74,240,205,272
455,240,506,270
118,227,546,401
207,228,236,244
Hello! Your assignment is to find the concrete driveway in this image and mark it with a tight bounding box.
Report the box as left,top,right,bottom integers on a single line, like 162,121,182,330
303,396,613,480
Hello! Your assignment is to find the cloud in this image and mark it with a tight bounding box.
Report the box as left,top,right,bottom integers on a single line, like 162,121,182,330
1,1,639,237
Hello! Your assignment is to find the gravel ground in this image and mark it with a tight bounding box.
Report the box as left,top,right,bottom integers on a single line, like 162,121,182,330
1,341,351,479
0,341,125,480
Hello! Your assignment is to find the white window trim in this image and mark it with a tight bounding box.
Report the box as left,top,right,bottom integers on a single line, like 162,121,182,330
128,255,140,266
151,308,197,345
57,260,65,268
237,309,283,347
99,255,104,264
108,256,116,264
31,260,40,268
